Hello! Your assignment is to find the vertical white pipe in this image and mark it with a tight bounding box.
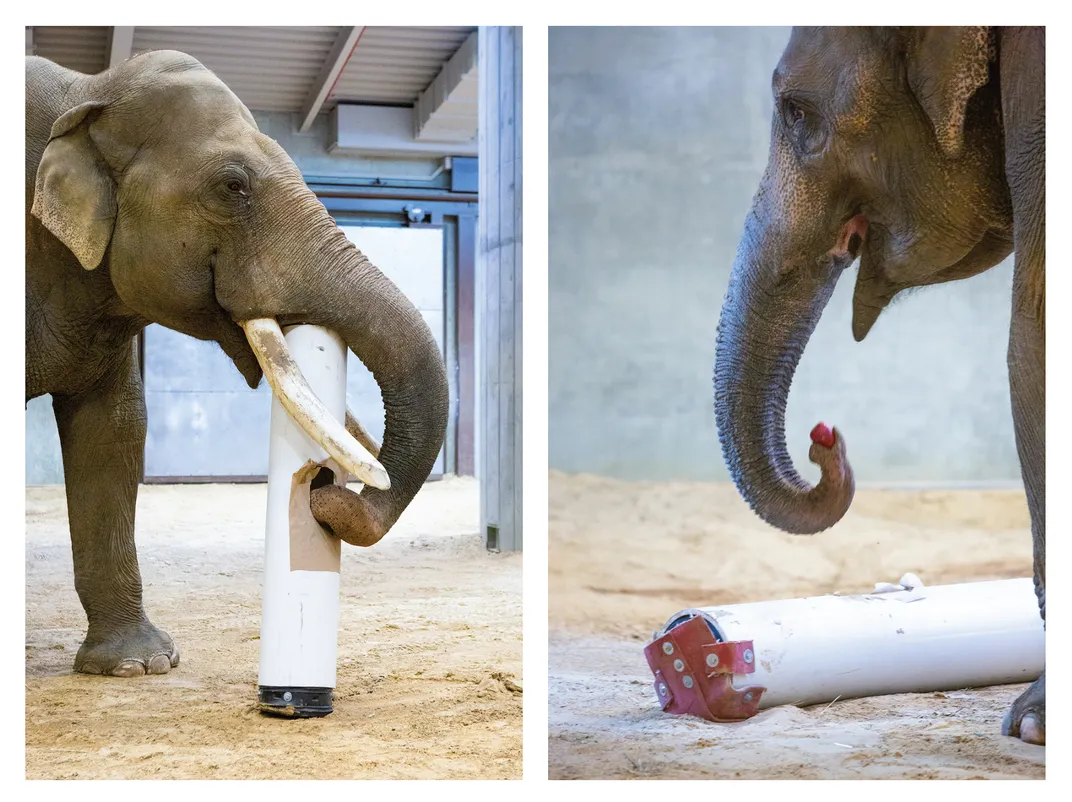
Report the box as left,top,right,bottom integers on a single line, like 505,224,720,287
258,325,347,717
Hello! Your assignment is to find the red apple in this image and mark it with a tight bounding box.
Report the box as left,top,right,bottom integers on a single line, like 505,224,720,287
810,422,836,448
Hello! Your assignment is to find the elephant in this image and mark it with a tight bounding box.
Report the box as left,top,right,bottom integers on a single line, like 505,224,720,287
713,27,1045,744
26,51,449,678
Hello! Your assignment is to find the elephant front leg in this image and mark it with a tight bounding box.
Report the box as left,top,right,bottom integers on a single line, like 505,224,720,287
52,359,179,677
1002,297,1045,746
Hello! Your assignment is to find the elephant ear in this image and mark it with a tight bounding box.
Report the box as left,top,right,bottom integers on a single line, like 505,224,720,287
31,101,117,270
905,26,994,159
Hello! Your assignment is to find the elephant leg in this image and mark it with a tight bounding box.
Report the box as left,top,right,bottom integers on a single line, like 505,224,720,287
997,27,1045,745
1001,302,1045,745
52,351,179,677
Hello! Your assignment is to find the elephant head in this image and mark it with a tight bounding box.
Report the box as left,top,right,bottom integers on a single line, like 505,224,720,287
714,27,1014,534
30,50,448,546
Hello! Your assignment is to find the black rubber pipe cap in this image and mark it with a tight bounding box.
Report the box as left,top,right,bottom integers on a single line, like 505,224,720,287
258,686,334,718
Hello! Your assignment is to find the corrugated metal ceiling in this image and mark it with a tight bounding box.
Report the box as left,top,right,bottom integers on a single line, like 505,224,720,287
333,27,475,106
31,26,110,75
26,25,478,115
132,27,339,114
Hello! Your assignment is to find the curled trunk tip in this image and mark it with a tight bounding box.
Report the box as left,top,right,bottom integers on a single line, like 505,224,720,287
714,241,855,535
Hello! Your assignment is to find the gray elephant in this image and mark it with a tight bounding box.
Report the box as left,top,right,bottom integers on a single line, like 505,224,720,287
713,27,1044,744
26,51,448,677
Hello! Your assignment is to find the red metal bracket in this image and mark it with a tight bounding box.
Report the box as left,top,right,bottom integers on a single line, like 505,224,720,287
644,615,765,722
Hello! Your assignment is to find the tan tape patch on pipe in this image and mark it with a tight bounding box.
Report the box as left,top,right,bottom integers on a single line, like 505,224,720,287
288,459,346,572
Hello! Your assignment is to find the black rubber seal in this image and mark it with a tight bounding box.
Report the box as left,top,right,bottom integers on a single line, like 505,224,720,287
258,686,334,718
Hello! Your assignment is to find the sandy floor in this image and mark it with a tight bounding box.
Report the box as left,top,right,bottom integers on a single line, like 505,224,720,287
548,471,1044,780
26,477,522,780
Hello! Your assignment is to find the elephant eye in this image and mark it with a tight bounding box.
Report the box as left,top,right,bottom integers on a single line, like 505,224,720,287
203,169,252,216
782,98,825,156
784,99,806,127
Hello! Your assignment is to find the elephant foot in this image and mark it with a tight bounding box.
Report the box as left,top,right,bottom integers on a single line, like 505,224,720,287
1002,673,1045,745
75,621,180,677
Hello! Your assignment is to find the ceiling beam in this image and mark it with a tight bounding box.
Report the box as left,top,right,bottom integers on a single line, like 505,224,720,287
299,26,364,133
108,26,135,69
413,30,478,142
414,31,478,143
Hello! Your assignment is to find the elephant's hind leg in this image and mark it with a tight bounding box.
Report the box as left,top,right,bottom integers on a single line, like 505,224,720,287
1002,303,1045,746
52,352,179,677
1000,24,1046,747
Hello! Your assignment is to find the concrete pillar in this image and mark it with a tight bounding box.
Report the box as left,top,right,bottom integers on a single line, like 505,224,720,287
477,26,522,552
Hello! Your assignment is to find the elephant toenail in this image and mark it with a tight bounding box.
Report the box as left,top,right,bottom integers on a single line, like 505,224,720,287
1019,714,1045,745
79,662,103,675
147,654,173,674
112,660,147,678
1001,709,1014,736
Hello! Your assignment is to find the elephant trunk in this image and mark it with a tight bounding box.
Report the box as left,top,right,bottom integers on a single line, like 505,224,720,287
713,210,855,534
306,265,448,546
236,193,448,547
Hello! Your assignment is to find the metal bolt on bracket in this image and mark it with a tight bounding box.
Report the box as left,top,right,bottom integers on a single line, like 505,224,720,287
743,649,754,664
662,642,674,655
673,659,685,672
682,675,694,689
706,653,719,667
283,691,293,702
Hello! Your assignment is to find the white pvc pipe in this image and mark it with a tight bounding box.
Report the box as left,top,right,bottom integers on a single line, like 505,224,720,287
656,577,1044,710
258,325,348,717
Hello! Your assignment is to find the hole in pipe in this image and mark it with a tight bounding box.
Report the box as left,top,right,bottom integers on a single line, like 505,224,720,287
311,466,336,491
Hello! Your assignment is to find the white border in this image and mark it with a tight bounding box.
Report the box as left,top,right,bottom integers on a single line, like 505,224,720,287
7,2,1069,795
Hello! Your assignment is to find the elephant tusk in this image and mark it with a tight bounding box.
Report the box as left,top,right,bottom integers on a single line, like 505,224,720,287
342,408,382,483
240,318,391,491
345,408,381,459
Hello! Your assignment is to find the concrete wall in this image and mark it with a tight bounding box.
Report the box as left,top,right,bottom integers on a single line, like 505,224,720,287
549,26,1020,486
25,112,445,485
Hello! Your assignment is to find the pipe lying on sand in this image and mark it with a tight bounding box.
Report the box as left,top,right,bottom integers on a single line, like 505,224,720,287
644,576,1045,722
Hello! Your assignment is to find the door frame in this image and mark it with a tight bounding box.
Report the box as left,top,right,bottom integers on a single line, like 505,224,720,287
311,180,478,478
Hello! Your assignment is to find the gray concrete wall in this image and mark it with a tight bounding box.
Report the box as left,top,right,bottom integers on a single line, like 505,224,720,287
549,26,1020,486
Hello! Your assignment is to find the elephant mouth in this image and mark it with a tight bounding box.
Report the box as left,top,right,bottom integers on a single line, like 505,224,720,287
218,320,264,387
851,219,1014,341
831,213,868,261
239,317,390,491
